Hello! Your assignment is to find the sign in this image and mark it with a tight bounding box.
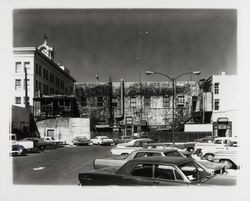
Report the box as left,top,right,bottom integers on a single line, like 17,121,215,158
126,116,133,125
217,117,229,123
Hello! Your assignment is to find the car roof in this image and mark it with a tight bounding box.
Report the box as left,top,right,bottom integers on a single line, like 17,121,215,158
132,148,179,153
116,156,193,175
131,156,192,165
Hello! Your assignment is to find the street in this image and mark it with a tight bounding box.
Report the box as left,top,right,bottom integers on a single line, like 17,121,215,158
12,145,114,185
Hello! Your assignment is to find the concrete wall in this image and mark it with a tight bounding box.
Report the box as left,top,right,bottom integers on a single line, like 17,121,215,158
36,117,90,144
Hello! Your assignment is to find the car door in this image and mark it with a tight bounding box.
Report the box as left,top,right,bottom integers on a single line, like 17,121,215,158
153,164,188,186
121,163,155,185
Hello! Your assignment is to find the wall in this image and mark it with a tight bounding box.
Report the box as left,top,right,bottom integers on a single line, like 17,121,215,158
184,124,213,132
11,105,30,139
75,81,199,128
36,117,90,144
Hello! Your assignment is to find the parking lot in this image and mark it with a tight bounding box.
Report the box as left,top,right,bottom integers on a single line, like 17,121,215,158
12,145,114,185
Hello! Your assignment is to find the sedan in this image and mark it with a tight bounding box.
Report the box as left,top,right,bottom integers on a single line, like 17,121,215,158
78,156,236,186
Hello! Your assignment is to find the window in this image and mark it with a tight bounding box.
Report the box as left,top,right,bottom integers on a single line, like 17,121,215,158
163,96,170,107
24,62,30,73
35,64,39,75
164,151,183,157
130,164,153,178
38,65,41,76
50,73,54,83
43,84,46,94
215,99,220,110
154,165,176,180
56,77,59,86
45,70,48,80
15,62,22,73
61,80,64,89
81,97,87,107
46,85,49,94
178,95,184,107
70,87,73,94
23,79,30,90
130,97,136,107
35,80,38,91
15,79,21,90
144,97,150,107
38,82,41,91
97,97,104,107
112,97,118,107
43,68,46,79
23,96,30,104
134,152,161,158
15,97,21,104
214,83,219,94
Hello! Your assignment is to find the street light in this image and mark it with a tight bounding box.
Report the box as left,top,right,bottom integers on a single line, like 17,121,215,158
145,70,201,144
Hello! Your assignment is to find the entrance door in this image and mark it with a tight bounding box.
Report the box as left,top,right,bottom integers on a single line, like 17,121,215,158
218,129,226,137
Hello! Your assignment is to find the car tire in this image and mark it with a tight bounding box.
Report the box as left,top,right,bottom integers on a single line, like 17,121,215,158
204,154,214,161
195,149,202,157
220,159,233,169
121,153,128,156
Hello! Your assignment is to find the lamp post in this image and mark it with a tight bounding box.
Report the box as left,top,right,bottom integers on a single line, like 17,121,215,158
136,30,149,137
145,70,201,144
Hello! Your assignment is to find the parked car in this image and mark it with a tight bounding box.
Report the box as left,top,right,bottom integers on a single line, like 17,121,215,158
72,136,90,146
23,137,56,149
213,149,238,169
113,136,133,145
43,136,66,146
10,144,26,156
194,137,238,161
10,133,34,151
90,136,114,146
78,156,236,186
94,148,226,175
184,137,216,152
111,138,153,155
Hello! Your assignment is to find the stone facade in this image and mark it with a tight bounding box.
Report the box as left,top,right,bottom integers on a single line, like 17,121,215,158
74,80,199,129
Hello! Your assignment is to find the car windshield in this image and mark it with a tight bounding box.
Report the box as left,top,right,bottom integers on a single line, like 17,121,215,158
178,161,211,182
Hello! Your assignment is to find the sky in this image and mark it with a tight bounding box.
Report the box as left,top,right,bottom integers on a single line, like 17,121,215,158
13,9,237,83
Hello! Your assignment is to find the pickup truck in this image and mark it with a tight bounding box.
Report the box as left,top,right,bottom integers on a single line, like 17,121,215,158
9,133,34,151
194,137,238,161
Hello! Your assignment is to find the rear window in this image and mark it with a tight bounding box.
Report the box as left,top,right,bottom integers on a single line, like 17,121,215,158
164,151,183,157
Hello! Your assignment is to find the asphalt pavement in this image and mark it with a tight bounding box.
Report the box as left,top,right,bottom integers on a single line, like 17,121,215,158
12,145,114,185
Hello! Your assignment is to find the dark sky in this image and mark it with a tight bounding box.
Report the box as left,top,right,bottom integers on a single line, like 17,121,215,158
13,9,237,82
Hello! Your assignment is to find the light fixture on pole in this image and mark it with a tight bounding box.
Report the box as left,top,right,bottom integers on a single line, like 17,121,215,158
146,70,201,144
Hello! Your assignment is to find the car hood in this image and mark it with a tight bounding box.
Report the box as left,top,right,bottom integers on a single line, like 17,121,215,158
202,174,237,186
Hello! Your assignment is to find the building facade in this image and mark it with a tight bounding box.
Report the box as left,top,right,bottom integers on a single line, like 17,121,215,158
191,72,237,137
74,80,200,134
13,39,76,109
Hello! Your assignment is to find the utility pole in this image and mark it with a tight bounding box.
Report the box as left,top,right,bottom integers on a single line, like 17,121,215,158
24,67,29,108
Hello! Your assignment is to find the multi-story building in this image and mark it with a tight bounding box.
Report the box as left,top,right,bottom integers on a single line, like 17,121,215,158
13,39,76,109
74,79,200,135
189,72,237,137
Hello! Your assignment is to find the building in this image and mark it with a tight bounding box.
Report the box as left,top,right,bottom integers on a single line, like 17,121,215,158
13,38,76,109
186,72,237,137
74,79,200,135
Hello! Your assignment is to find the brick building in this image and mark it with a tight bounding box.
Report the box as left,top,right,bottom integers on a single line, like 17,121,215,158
74,79,200,135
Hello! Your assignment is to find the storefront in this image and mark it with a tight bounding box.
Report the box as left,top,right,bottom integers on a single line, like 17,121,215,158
213,117,232,137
